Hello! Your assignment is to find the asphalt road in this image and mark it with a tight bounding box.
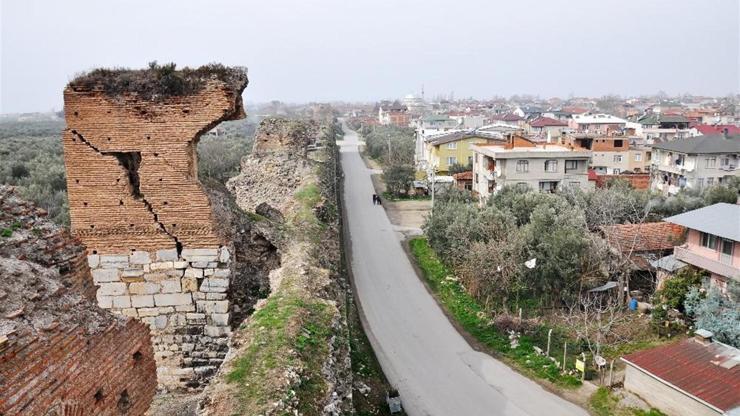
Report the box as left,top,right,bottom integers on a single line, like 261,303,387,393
340,124,588,416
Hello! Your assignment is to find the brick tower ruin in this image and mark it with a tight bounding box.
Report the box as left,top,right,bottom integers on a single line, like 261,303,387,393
61,64,249,388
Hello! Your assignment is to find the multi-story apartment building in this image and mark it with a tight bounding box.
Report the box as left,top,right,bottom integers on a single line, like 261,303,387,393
377,101,410,127
665,203,739,295
636,113,691,142
570,135,651,174
470,135,592,200
650,133,740,194
422,130,504,175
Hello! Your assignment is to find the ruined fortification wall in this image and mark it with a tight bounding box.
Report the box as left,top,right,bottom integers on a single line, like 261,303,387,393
61,68,250,389
0,186,157,416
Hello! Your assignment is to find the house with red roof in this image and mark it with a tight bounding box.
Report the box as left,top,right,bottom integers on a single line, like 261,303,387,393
527,116,569,138
622,330,740,416
691,124,740,137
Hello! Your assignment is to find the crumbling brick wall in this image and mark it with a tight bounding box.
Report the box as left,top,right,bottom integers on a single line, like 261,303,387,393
0,186,157,416
61,66,249,389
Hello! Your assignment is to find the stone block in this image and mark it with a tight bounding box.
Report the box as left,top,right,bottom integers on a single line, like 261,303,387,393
97,294,113,308
182,276,198,293
210,313,230,326
98,282,127,296
165,269,184,277
112,295,132,308
160,278,182,293
196,300,229,314
203,268,215,277
204,326,231,337
144,273,169,283
154,315,168,330
173,261,189,269
129,281,160,295
191,261,209,268
122,268,144,278
181,248,218,257
186,255,219,263
213,268,231,278
92,268,120,283
157,307,175,314
206,293,227,300
121,308,138,317
207,262,218,268
175,304,196,312
100,254,129,263
150,261,174,271
87,254,100,268
200,278,228,293
131,295,155,308
138,307,159,317
219,247,230,263
155,293,193,307
184,268,203,278
129,250,151,265
156,248,179,262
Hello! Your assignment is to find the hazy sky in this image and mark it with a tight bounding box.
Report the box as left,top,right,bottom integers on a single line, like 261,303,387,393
1,0,739,113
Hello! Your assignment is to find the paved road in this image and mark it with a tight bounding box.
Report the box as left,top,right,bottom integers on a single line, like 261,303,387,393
340,124,588,416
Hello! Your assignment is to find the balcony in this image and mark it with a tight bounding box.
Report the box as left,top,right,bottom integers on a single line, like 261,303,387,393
673,246,740,279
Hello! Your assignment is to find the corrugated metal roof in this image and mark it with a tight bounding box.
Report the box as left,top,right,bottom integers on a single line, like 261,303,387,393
664,203,740,242
622,338,740,412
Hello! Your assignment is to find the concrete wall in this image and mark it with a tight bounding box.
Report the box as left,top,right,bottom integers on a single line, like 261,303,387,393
624,365,720,416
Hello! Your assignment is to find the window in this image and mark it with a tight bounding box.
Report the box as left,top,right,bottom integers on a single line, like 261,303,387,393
516,160,529,173
447,156,457,166
676,155,685,166
515,182,529,191
545,160,558,172
613,168,621,174
701,232,717,250
614,140,624,148
705,157,717,168
569,181,580,188
707,177,714,186
447,142,457,150
696,178,704,189
539,181,558,193
565,160,578,172
613,155,623,163
721,158,730,167
634,153,642,162
468,156,473,166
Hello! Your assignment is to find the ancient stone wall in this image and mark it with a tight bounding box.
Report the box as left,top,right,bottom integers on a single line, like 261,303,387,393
61,67,249,389
0,186,157,416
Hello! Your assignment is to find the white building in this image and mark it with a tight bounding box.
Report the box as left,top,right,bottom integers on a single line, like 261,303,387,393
470,135,592,200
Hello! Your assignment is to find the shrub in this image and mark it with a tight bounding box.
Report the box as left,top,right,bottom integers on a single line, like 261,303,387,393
383,164,415,196
685,285,739,347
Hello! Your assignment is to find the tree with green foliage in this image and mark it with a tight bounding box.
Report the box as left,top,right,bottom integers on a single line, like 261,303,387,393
651,267,706,328
383,164,415,197
685,285,739,347
702,185,738,205
448,163,472,175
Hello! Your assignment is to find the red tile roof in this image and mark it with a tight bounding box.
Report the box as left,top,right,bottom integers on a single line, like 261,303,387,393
601,222,685,253
622,338,740,412
694,124,740,136
492,113,524,122
452,171,473,180
529,116,568,128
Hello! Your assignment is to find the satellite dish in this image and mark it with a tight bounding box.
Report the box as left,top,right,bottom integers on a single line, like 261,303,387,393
524,258,537,269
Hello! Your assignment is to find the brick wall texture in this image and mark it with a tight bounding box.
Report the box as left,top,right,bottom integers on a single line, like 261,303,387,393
0,186,157,416
62,76,248,254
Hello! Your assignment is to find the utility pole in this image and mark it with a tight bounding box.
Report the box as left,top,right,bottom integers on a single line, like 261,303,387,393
427,164,437,219
387,133,391,165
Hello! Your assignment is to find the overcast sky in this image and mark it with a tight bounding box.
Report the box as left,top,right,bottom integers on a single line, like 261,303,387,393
1,0,739,113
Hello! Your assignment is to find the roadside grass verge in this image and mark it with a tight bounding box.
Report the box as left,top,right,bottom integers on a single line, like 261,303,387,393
408,237,581,388
589,387,666,416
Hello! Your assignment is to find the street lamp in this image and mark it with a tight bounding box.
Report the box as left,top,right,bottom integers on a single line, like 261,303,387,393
425,162,438,219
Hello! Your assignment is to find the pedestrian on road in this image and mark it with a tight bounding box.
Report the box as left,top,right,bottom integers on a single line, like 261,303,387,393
372,194,378,205
376,195,382,206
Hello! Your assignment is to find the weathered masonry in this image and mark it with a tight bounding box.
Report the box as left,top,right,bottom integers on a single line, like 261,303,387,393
0,186,157,416
62,65,249,388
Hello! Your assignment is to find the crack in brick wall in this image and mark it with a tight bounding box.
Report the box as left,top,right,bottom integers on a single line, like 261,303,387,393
61,67,249,390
